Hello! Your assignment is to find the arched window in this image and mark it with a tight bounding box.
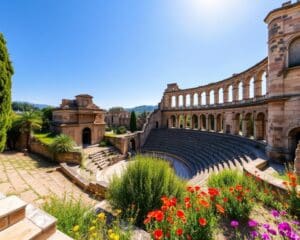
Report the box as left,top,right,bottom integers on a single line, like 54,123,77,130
289,37,300,68
193,93,198,106
209,90,215,105
171,96,176,108
238,81,243,100
228,85,233,102
249,77,254,98
185,94,191,107
261,72,267,95
178,95,183,107
218,88,224,104
201,92,206,105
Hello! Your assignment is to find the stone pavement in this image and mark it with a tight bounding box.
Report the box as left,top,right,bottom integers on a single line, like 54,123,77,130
0,151,97,207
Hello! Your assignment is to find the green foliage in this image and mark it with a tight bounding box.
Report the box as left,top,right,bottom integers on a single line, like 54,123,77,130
34,132,57,146
116,126,127,134
18,110,42,148
106,155,185,226
109,107,125,113
12,101,38,112
99,140,111,147
50,134,75,153
6,114,22,150
129,111,137,132
41,107,53,131
0,33,14,152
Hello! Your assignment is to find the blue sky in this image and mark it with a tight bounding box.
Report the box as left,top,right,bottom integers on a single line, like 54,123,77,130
1,0,285,109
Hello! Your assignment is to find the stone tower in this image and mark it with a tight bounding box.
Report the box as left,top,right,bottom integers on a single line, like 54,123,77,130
265,1,300,161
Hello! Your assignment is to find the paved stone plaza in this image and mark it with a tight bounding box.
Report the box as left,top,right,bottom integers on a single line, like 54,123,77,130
0,151,97,207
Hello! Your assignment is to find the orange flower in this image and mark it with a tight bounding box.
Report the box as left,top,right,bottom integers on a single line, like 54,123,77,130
235,185,243,192
153,229,163,240
223,197,228,203
229,187,234,193
198,217,207,226
199,199,210,208
216,204,225,214
187,186,195,193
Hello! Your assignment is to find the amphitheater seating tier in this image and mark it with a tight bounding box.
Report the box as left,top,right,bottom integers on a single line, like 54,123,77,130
142,129,267,184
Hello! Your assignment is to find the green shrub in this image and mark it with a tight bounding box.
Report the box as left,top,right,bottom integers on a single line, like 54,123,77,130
99,140,111,147
43,195,94,238
43,195,132,240
116,126,127,134
106,155,185,226
50,134,75,153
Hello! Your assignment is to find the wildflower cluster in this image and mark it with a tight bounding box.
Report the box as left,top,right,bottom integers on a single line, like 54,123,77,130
283,172,300,216
230,209,300,240
72,210,131,240
144,186,220,239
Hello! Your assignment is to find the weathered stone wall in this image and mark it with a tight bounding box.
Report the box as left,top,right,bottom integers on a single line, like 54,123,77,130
30,141,82,164
295,142,300,178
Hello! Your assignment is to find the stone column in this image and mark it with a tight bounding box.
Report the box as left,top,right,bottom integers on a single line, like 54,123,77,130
254,75,262,97
294,142,300,179
243,82,249,100
191,94,194,107
206,92,210,106
206,116,209,131
214,115,217,132
223,87,228,103
183,95,186,108
242,119,249,137
176,95,179,108
233,84,239,102
198,93,202,106
214,90,218,105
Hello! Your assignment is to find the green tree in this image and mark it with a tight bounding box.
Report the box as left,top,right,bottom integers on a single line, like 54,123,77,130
41,107,53,131
0,33,14,152
129,111,137,132
18,111,42,149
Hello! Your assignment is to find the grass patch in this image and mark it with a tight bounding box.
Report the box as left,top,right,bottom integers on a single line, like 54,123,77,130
33,132,57,146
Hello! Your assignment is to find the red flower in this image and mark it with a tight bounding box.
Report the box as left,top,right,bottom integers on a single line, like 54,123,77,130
195,186,201,191
187,186,195,193
154,210,164,222
208,188,219,197
177,209,185,219
235,185,243,192
198,217,207,226
199,199,210,208
176,228,183,236
153,229,163,240
223,197,228,202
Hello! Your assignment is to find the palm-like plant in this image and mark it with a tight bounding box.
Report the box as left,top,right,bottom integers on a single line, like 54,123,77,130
18,111,42,149
50,134,75,153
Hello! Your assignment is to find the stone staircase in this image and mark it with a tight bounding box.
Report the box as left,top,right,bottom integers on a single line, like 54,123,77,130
0,193,72,240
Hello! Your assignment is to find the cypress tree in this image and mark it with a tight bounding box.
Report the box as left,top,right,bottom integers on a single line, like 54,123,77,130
130,111,137,132
0,33,14,152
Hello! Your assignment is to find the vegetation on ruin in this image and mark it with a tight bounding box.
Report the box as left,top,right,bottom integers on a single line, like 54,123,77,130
130,111,137,132
43,195,132,240
0,33,14,152
144,170,300,239
33,132,57,145
50,134,76,153
106,155,185,227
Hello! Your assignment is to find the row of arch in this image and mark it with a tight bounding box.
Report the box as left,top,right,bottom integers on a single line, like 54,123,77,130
167,112,266,141
170,72,267,108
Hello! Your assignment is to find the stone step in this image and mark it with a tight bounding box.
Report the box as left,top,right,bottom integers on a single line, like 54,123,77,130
26,204,57,239
0,218,41,240
0,195,27,231
47,230,73,240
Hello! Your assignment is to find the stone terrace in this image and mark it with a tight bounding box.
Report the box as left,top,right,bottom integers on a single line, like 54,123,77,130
0,152,97,207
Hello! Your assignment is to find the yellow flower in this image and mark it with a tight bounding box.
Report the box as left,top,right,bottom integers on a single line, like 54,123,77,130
115,209,122,215
97,212,106,221
89,226,96,232
92,220,97,224
72,225,80,232
108,229,113,235
109,233,120,240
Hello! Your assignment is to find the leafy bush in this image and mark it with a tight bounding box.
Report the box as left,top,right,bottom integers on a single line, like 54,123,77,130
50,134,75,153
116,126,127,134
106,155,185,226
99,140,111,147
43,195,131,240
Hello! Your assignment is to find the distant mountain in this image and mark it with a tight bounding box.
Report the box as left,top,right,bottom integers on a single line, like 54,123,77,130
126,105,157,113
33,103,52,109
12,101,53,111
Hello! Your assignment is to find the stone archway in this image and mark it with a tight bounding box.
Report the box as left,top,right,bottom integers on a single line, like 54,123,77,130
130,138,136,151
82,127,91,146
255,112,266,140
192,114,198,129
200,114,206,130
243,113,254,138
288,128,300,161
208,114,215,131
234,113,242,135
170,115,176,128
216,114,223,132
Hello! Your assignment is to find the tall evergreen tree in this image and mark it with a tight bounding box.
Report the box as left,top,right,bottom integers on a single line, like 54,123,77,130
0,33,14,152
130,111,137,132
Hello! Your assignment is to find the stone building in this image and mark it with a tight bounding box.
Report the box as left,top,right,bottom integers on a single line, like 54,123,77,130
52,95,106,146
105,108,130,128
142,1,300,162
